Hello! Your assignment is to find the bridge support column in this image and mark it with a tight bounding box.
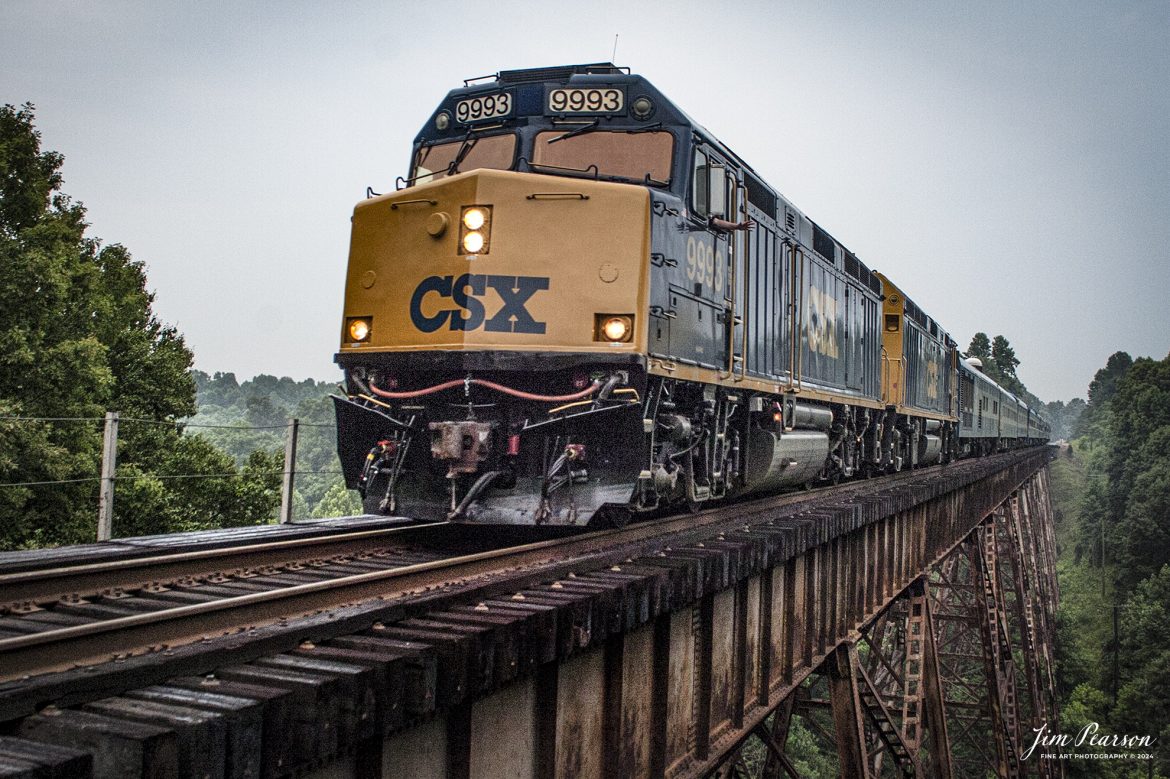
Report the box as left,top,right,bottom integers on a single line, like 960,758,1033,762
699,463,1059,779
827,644,870,778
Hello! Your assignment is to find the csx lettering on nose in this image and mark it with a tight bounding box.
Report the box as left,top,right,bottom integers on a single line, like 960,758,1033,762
410,274,549,334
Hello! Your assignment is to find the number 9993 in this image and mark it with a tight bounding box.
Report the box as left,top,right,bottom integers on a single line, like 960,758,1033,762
547,88,624,114
455,93,512,123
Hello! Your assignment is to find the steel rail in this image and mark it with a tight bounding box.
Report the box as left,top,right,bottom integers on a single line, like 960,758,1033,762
0,455,1015,682
0,501,743,680
0,522,447,609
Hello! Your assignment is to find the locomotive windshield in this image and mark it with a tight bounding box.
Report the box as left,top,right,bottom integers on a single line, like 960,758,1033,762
531,130,673,185
412,133,517,184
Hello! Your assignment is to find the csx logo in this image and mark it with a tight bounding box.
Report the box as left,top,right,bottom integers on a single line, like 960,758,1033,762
806,288,839,359
926,356,940,401
410,274,549,334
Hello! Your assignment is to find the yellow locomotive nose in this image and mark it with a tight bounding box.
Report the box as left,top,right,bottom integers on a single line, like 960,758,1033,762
338,169,650,356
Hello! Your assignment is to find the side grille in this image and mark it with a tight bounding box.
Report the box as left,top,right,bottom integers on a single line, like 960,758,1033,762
812,223,836,264
744,171,776,217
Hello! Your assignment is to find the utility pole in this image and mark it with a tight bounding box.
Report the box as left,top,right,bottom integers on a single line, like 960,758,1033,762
280,417,299,524
97,411,119,541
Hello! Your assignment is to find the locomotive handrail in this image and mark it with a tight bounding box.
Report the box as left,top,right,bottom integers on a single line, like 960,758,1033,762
786,242,799,391
389,199,438,209
526,192,590,200
737,179,751,382
795,246,805,392
519,156,599,178
721,252,738,381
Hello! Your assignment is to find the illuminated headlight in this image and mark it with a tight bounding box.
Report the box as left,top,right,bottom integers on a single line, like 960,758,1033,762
596,314,634,343
459,205,492,254
462,208,486,230
347,317,372,343
435,111,451,131
462,231,485,253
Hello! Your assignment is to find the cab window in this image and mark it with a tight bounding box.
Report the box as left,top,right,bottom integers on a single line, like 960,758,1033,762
411,133,517,185
531,130,673,184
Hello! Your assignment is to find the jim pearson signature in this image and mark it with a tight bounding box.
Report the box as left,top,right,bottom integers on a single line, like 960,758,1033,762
1024,722,1156,760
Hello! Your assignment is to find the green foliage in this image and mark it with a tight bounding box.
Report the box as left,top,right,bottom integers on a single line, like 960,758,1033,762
967,332,991,362
1076,351,1133,438
965,331,1027,397
0,104,279,548
1114,566,1170,776
316,481,362,518
736,713,838,779
188,370,352,519
1083,354,1170,592
990,334,1024,395
1053,349,1170,775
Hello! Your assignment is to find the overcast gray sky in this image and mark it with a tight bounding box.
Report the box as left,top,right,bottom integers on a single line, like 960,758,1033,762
3,0,1167,401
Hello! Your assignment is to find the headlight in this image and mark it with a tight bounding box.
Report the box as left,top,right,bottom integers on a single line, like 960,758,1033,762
596,314,634,343
459,205,492,254
462,231,485,253
631,96,655,120
462,208,486,230
347,317,372,342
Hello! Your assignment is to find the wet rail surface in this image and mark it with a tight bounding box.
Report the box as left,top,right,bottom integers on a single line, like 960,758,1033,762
0,461,948,687
0,521,455,610
0,521,584,680
0,515,423,575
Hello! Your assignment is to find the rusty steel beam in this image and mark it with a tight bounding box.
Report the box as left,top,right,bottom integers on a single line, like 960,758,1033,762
920,581,955,779
827,644,871,778
758,692,797,779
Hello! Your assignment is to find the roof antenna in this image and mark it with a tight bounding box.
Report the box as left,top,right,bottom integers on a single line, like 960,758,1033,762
611,34,619,63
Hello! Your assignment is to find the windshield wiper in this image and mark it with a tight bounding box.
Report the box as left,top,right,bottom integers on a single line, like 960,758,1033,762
548,119,600,144
447,133,479,175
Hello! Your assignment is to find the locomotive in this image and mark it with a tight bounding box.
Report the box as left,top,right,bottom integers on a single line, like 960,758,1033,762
331,63,1048,527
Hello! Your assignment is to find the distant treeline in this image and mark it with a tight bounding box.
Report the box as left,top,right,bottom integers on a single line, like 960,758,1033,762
189,370,358,520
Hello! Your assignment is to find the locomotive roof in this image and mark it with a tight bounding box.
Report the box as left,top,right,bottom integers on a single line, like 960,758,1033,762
423,63,749,176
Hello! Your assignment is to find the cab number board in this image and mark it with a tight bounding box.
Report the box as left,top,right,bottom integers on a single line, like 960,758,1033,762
456,92,512,123
547,87,624,114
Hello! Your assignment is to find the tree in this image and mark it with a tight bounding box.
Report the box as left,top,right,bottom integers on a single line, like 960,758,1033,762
1075,351,1133,438
965,332,1031,398
1113,565,1170,773
990,335,1024,396
967,332,991,363
0,104,278,547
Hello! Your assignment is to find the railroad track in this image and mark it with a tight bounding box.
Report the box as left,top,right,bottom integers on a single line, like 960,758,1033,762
0,462,961,682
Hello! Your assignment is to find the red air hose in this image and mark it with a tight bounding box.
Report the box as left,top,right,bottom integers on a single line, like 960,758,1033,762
367,378,466,399
368,377,601,403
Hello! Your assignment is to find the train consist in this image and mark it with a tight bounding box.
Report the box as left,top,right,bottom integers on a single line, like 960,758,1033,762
331,63,1049,527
